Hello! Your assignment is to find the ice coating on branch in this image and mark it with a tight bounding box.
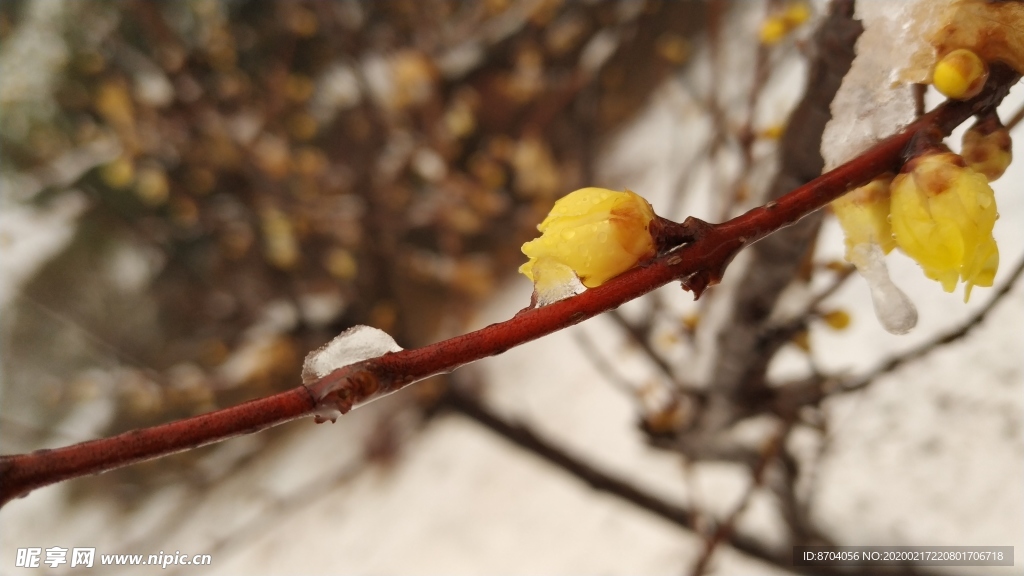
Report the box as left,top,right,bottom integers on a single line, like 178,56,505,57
531,257,587,307
849,244,918,335
820,1,948,171
301,325,403,385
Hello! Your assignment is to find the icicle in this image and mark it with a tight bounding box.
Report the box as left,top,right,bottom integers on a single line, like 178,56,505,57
848,244,918,335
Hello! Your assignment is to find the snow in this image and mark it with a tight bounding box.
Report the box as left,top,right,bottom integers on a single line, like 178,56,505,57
820,1,948,171
300,325,403,385
0,192,88,308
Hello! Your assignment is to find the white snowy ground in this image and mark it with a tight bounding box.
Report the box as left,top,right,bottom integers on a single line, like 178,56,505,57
2,6,1023,574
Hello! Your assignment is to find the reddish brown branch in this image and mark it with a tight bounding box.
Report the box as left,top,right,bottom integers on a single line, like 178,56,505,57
0,387,315,506
0,68,1016,508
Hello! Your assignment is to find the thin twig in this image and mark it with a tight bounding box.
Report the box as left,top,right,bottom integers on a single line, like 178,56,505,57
165,459,368,576
688,422,791,576
444,388,938,576
573,330,641,400
606,310,679,386
441,389,782,571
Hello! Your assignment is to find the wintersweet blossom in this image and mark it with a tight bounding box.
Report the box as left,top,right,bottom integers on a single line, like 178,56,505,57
520,187,656,289
890,151,999,301
831,174,896,260
962,117,1012,182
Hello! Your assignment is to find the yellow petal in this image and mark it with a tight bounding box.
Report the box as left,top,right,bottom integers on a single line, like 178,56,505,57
831,174,895,259
891,151,999,300
520,187,656,288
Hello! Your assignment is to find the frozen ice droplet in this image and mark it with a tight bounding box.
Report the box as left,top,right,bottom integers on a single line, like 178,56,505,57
849,244,918,335
302,325,403,384
531,257,586,307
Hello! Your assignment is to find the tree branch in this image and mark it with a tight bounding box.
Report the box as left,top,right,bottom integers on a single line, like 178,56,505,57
440,388,781,572
1,67,1016,507
444,388,942,576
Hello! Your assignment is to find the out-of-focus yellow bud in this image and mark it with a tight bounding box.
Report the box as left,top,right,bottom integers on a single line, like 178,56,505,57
520,187,656,289
831,174,896,261
655,33,690,64
758,124,786,140
932,49,988,100
261,207,300,269
134,165,169,206
962,116,1012,182
101,157,135,189
759,19,788,45
759,2,810,45
682,313,700,332
325,248,358,280
821,309,851,330
890,151,999,301
782,3,811,26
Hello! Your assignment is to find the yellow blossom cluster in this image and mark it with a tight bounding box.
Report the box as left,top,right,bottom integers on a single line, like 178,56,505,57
832,118,1010,302
890,152,999,301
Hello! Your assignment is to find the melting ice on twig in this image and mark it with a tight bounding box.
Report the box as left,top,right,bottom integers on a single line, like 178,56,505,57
302,325,403,385
849,244,918,335
531,257,587,307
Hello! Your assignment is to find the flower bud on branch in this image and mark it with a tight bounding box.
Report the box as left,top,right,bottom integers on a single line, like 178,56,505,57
891,148,999,301
520,187,657,289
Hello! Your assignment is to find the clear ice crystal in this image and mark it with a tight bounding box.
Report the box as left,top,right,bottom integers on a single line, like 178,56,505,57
301,325,403,384
532,257,586,307
849,244,918,335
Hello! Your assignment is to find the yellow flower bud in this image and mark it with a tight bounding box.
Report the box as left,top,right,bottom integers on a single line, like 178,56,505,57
759,18,788,45
831,174,896,261
782,3,811,27
932,48,988,100
962,117,1012,182
100,157,135,189
520,187,656,289
821,309,851,331
759,2,810,45
890,152,999,301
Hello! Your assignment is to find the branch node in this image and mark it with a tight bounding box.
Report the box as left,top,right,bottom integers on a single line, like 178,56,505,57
652,215,714,253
